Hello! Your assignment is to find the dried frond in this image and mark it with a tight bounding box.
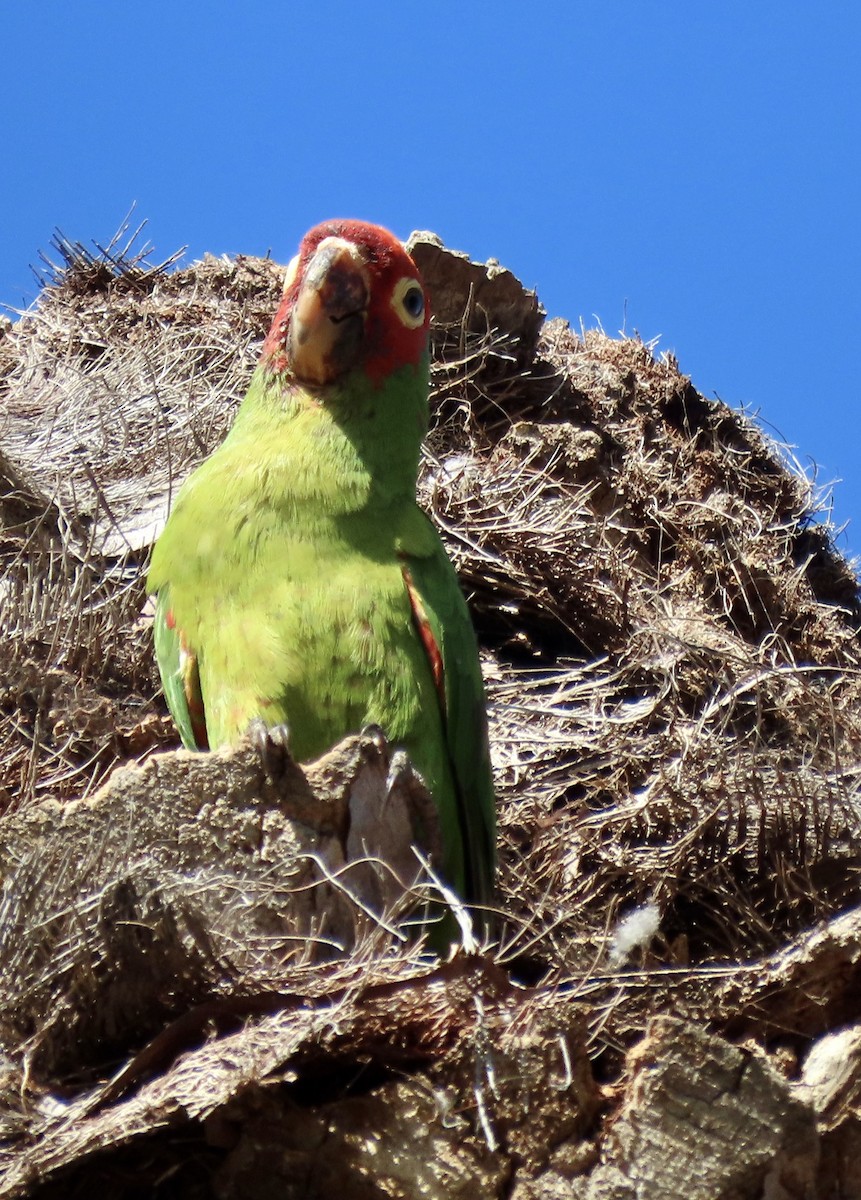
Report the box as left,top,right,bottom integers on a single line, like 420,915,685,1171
1,231,860,1195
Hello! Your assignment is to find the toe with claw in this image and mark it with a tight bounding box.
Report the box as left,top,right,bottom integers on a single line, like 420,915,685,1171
248,717,292,781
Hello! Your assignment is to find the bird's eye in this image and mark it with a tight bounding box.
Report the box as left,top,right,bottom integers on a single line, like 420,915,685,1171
391,277,426,329
403,286,424,318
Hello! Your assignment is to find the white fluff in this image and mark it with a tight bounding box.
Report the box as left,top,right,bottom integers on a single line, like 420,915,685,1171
608,903,661,966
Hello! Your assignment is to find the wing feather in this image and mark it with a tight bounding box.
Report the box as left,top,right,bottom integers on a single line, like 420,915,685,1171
401,516,496,906
153,590,209,750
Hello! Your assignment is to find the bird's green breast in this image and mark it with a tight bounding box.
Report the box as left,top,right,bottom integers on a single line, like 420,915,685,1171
148,359,453,786
195,526,439,761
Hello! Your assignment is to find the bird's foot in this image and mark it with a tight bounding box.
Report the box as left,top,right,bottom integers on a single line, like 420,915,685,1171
357,726,420,798
385,748,420,800
354,728,424,812
248,717,292,782
357,723,390,766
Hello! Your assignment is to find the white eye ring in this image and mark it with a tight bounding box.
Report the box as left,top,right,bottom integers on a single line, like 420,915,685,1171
391,277,426,328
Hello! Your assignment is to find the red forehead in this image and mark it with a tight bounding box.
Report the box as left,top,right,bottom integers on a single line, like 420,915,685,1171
298,219,420,282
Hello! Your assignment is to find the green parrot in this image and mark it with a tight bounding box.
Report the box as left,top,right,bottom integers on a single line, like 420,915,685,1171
147,220,495,909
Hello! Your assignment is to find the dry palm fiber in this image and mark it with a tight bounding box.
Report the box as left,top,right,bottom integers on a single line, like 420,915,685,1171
2,225,860,970
0,226,859,1197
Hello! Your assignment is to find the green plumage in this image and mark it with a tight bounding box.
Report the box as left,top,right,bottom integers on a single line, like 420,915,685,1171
148,349,495,905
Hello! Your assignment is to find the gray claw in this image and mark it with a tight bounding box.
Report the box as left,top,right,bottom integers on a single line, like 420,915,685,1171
359,723,387,748
386,748,417,798
249,718,292,780
358,723,389,764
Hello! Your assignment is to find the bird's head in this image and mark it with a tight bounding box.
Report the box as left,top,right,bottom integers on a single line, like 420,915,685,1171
261,220,430,388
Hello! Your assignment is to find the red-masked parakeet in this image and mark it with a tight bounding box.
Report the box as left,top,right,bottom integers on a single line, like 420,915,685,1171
147,221,495,909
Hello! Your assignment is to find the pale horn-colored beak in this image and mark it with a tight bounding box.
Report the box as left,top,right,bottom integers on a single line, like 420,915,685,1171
287,238,370,386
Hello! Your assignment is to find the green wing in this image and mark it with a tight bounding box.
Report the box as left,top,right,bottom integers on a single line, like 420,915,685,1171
152,588,209,751
402,512,496,907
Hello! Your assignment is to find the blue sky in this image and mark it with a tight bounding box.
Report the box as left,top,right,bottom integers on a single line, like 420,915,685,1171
3,4,859,559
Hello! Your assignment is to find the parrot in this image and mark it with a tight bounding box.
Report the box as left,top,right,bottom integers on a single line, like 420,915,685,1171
147,219,495,912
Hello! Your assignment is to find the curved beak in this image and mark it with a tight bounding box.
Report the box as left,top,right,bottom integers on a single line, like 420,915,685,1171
288,238,370,385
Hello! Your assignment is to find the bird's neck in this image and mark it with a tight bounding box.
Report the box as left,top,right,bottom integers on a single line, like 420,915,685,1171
226,359,430,514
